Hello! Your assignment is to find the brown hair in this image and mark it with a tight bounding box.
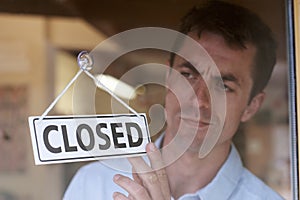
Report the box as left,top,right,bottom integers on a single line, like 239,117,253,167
170,0,277,98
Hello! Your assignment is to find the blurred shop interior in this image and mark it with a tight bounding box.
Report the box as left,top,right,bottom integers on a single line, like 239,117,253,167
0,0,291,199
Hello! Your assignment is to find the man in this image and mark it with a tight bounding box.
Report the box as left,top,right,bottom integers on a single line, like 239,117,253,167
64,1,284,199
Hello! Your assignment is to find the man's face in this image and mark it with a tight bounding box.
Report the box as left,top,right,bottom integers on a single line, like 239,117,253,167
165,31,262,151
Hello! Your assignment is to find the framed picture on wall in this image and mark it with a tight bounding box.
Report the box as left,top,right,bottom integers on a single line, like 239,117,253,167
0,85,28,173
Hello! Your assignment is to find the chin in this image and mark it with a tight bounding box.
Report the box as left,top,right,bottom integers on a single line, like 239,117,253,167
174,129,207,152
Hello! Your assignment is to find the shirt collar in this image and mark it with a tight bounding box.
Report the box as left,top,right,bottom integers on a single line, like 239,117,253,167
154,134,244,200
196,144,244,200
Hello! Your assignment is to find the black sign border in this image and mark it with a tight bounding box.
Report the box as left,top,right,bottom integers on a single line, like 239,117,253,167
31,114,151,163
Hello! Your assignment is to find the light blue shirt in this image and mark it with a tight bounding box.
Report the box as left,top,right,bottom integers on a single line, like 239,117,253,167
64,137,283,200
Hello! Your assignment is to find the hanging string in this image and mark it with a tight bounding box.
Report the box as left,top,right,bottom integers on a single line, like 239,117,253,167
83,69,140,118
38,70,83,122
38,51,141,122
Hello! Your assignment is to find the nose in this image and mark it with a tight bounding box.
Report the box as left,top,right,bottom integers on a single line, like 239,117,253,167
193,77,210,109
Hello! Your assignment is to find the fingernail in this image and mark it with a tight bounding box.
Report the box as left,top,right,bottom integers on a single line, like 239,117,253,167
148,142,157,152
114,174,120,182
113,192,119,199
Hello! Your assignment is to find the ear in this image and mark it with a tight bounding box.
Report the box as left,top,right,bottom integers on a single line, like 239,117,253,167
241,92,265,122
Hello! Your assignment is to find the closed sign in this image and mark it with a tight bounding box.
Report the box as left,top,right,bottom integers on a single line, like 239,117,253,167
28,114,150,165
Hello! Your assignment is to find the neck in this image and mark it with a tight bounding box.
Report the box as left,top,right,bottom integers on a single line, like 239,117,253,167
162,132,231,199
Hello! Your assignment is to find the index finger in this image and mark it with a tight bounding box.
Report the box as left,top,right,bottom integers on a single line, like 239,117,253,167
128,157,165,200
146,142,164,170
146,142,171,199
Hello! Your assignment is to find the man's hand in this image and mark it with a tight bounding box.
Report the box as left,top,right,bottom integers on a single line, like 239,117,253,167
113,142,171,200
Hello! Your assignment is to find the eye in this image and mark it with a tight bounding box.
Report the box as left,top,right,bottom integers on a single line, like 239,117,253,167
181,72,195,79
215,80,233,92
223,84,232,92
179,67,199,81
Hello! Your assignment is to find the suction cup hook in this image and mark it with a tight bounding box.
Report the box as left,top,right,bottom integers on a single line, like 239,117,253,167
77,51,93,71
75,50,143,121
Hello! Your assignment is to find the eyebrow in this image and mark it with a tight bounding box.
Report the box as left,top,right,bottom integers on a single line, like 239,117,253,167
177,61,200,74
220,73,240,86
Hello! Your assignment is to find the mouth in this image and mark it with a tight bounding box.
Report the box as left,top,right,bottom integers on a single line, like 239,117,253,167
180,116,212,129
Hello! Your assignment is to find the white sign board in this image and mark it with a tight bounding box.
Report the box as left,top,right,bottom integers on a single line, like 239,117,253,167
28,114,150,165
